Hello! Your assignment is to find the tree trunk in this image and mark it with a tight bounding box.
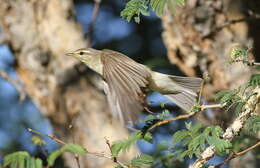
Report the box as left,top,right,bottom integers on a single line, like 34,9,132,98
0,0,136,167
161,0,258,167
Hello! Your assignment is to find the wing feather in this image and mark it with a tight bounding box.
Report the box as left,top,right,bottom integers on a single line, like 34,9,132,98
101,49,151,124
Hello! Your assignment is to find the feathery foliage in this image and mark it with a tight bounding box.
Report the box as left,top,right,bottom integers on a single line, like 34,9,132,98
120,0,149,23
47,143,87,166
248,74,260,86
130,154,154,167
4,151,43,168
121,0,185,23
172,122,232,159
244,116,260,135
215,90,245,113
111,131,152,157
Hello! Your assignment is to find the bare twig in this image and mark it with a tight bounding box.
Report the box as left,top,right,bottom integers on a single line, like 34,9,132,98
201,104,222,110
191,86,260,168
28,128,66,145
203,11,260,38
86,0,102,46
233,59,260,67
28,128,128,168
147,104,222,131
148,112,196,131
0,69,26,102
214,141,260,168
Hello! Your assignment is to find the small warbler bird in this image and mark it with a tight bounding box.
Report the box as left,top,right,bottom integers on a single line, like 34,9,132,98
66,48,202,124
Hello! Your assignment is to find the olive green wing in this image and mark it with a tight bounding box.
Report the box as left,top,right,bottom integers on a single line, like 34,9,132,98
101,49,151,124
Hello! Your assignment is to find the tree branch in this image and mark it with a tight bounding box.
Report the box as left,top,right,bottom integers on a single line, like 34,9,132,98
86,0,102,46
203,10,260,38
28,128,128,168
213,140,260,168
0,69,26,102
148,104,222,131
191,86,260,168
203,11,260,38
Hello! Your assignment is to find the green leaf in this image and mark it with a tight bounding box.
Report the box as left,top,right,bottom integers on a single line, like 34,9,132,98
25,157,43,168
190,123,203,135
31,135,46,146
47,143,87,166
215,90,243,112
35,158,43,168
143,132,153,143
203,126,223,137
120,0,149,23
111,131,142,156
4,151,30,168
249,74,260,86
188,135,206,153
244,116,260,134
150,0,185,16
131,154,154,167
235,102,246,115
173,130,189,143
206,137,232,154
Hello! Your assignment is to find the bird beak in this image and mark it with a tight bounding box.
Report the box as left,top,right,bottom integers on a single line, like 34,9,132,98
66,52,74,57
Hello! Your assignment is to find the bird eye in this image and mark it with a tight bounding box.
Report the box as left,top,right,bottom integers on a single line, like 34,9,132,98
79,51,84,55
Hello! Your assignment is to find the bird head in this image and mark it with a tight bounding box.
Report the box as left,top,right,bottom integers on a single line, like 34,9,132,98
66,48,101,63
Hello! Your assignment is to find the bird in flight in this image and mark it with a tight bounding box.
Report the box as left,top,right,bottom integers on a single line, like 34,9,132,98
66,48,203,124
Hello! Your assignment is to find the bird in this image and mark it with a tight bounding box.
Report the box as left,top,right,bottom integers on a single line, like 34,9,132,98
66,48,203,124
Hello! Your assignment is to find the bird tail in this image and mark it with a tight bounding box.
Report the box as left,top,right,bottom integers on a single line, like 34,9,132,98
164,75,203,111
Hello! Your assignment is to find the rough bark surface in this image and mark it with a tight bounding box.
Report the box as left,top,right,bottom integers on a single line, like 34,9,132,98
162,0,252,97
161,0,254,125
161,0,258,167
0,0,136,167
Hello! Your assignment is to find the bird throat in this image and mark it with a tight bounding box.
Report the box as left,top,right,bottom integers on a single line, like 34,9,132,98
82,54,103,76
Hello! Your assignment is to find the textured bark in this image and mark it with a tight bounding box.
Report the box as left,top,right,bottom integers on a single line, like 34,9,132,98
161,0,254,126
0,0,136,167
161,0,258,167
162,0,252,97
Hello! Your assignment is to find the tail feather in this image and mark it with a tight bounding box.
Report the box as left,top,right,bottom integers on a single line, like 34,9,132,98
165,75,203,111
169,75,203,93
165,92,197,111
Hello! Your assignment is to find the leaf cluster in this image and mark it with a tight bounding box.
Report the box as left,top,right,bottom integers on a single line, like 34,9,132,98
4,152,43,168
111,131,152,157
248,74,260,86
115,154,154,168
121,0,185,23
229,46,249,64
3,144,87,168
215,90,245,114
244,116,260,135
172,122,232,160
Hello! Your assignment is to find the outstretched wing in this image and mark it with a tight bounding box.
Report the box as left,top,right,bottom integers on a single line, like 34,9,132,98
101,49,151,124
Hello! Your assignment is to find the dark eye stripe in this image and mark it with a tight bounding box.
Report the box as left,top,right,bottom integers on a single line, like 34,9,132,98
79,51,84,55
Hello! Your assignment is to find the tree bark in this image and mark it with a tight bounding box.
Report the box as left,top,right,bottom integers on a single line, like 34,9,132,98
161,0,258,167
0,0,136,167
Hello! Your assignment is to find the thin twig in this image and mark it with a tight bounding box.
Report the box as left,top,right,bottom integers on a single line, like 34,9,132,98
28,128,80,168
232,59,260,67
203,11,260,38
214,141,260,168
147,104,222,131
28,128,128,168
0,69,26,102
148,112,196,131
28,128,66,145
201,104,222,110
86,0,102,46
